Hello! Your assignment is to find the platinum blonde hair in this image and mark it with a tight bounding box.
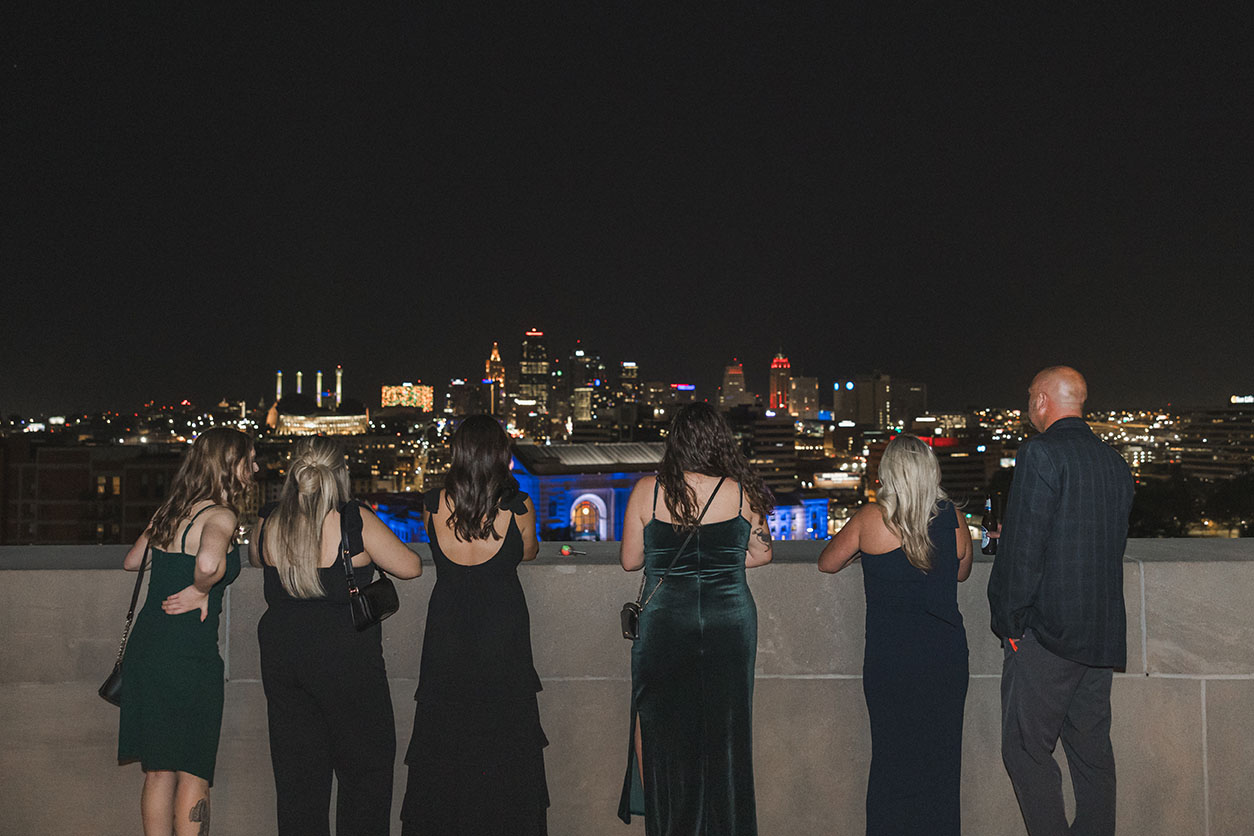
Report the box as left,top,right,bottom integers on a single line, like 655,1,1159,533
877,434,948,571
267,437,351,598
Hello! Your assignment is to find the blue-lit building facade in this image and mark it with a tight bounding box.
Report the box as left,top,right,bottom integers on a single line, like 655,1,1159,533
511,442,664,540
372,441,830,543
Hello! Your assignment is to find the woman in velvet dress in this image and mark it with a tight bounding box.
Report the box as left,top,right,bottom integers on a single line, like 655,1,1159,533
618,403,774,836
401,415,549,835
118,427,254,836
818,434,973,835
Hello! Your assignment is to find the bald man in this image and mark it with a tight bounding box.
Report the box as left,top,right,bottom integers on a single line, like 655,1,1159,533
988,366,1134,836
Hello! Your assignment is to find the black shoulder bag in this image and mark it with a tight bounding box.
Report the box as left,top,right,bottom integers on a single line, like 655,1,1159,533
99,545,149,706
340,501,400,630
620,477,726,640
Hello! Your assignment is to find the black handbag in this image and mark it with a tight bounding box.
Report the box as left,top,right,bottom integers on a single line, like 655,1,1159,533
621,477,726,640
340,501,400,631
99,546,150,706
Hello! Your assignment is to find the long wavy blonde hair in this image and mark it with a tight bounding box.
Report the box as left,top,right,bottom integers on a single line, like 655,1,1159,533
877,434,948,571
148,428,253,550
266,437,351,599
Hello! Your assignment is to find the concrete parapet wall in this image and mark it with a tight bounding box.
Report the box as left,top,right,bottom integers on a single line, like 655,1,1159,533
2,540,1252,835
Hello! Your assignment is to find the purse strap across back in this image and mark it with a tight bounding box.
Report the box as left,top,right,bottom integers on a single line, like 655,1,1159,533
338,500,383,594
636,476,727,611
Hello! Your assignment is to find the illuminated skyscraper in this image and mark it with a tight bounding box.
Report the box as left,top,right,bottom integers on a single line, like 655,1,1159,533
769,353,791,412
335,365,343,408
485,342,506,390
789,376,820,419
518,329,550,412
719,360,752,409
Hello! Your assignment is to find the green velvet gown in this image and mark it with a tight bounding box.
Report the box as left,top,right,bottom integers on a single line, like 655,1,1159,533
117,513,240,786
619,498,758,836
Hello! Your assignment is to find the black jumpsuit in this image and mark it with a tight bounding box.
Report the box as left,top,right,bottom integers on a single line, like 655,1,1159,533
257,505,396,836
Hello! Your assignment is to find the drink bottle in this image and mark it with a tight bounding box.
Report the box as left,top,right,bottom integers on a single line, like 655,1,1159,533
981,496,998,556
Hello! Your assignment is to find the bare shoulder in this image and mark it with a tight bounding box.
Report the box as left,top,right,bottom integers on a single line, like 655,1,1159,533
202,504,239,528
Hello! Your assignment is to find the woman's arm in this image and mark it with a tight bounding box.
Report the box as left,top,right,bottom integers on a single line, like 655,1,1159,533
247,517,264,568
517,496,540,562
955,504,973,582
818,506,866,573
619,477,651,571
745,504,773,569
163,507,236,621
361,507,422,578
123,530,150,571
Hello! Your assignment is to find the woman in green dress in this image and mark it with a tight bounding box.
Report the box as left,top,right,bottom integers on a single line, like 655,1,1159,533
618,403,774,836
118,427,255,836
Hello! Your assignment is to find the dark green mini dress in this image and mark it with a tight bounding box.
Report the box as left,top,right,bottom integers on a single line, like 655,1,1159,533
117,506,241,785
619,481,758,836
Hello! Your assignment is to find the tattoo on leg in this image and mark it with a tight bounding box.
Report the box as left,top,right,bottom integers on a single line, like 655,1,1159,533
189,798,210,835
753,527,771,546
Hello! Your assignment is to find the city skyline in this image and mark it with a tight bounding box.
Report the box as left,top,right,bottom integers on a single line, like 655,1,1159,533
3,327,1251,419
5,7,1251,415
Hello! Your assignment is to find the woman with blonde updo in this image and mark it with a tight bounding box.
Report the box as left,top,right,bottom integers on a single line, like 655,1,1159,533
252,436,422,836
818,434,972,836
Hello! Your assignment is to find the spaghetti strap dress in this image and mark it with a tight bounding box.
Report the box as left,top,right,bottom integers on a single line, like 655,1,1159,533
400,489,549,836
618,480,758,836
117,505,241,784
860,499,968,835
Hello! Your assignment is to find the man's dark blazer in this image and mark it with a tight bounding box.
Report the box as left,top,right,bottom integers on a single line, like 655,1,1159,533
988,416,1135,668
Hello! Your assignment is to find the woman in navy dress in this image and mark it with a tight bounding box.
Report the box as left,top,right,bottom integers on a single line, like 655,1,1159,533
819,434,972,835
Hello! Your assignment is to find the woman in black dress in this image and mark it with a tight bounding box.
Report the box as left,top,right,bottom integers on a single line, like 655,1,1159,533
401,414,549,836
251,436,422,836
818,434,972,835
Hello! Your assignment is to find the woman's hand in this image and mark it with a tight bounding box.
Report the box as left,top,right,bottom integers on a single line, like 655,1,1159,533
162,584,210,621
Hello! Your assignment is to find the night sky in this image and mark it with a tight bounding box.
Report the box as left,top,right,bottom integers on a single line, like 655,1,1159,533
4,4,1251,416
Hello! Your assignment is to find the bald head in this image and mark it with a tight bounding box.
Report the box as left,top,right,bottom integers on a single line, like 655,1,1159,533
1027,366,1087,432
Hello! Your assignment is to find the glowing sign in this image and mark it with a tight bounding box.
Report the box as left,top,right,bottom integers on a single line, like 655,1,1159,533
1231,395,1254,404
671,384,695,391
525,329,544,336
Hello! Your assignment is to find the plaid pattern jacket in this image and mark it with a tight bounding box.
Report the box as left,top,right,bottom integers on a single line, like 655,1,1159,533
988,417,1135,668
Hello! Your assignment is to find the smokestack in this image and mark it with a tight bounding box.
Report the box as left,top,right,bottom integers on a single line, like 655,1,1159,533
316,371,323,408
276,370,283,402
296,371,303,394
336,365,343,408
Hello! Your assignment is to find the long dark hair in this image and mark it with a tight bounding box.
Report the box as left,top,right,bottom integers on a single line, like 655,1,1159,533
441,415,519,542
149,427,253,549
658,403,774,529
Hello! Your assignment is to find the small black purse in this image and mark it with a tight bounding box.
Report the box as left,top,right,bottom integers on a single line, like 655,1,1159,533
339,501,400,631
99,546,150,706
621,477,725,641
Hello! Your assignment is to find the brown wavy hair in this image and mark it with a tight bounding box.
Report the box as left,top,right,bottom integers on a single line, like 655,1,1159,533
657,403,774,530
441,415,519,542
148,427,253,550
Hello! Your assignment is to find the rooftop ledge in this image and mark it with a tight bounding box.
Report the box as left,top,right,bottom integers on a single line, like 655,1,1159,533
2,537,1251,569
4,539,1253,835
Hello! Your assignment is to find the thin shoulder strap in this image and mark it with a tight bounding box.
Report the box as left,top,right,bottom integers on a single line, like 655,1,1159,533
180,503,221,553
737,481,744,518
651,479,660,520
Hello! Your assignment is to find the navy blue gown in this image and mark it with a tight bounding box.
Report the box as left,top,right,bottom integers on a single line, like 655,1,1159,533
860,500,967,835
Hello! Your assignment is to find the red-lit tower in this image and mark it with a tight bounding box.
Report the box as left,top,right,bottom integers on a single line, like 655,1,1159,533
769,353,791,411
